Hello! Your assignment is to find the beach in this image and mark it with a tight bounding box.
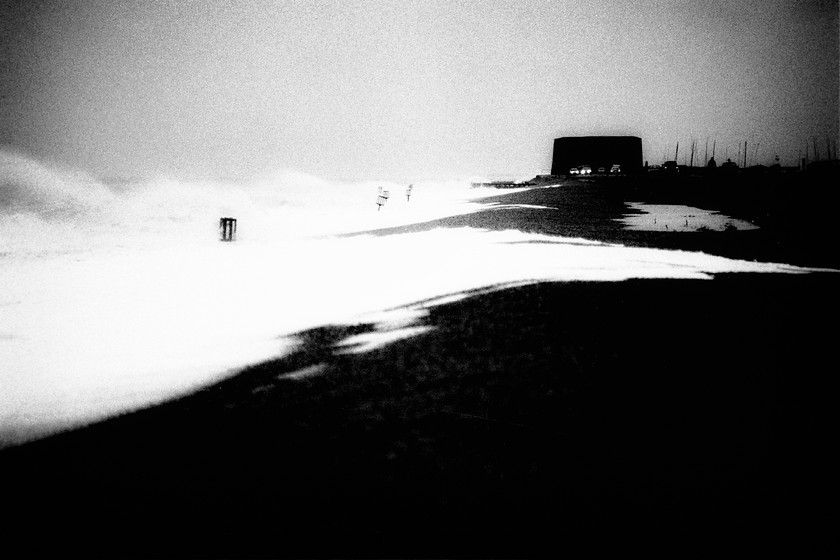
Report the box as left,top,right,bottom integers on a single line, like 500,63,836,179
2,173,838,557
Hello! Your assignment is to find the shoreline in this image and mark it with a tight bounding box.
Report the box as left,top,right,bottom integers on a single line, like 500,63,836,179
352,173,840,270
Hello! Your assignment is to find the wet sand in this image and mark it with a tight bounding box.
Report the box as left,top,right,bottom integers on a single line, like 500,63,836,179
2,176,838,558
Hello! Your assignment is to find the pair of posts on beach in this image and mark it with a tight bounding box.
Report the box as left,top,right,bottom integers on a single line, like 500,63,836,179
376,184,413,210
220,184,414,240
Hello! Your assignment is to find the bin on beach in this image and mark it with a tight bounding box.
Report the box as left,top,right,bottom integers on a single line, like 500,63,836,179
219,217,237,241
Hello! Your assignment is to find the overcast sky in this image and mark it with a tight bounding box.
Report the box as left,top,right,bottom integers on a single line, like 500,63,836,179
2,0,838,182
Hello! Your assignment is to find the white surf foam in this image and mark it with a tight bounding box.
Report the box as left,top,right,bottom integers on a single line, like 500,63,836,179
618,203,760,232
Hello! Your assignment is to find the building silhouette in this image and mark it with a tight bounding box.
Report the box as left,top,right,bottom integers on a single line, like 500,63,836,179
551,136,643,175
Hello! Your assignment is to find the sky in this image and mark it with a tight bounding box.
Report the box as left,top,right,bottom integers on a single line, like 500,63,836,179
2,0,838,182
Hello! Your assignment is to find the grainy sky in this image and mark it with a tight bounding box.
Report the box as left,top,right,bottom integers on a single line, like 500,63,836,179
2,0,838,182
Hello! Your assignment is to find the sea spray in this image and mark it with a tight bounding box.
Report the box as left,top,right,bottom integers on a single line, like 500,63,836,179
1,148,509,255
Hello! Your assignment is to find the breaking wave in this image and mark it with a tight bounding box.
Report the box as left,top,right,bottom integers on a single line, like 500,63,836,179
1,148,505,256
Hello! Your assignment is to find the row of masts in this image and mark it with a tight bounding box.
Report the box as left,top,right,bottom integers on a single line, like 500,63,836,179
664,136,837,168
801,136,837,166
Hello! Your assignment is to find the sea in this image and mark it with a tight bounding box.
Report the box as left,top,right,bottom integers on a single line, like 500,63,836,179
0,149,820,446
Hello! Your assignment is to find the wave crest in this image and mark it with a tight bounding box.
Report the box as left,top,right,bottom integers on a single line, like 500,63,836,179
0,149,115,220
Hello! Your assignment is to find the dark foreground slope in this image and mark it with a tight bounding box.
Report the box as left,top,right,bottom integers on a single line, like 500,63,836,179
3,274,837,558
2,174,838,558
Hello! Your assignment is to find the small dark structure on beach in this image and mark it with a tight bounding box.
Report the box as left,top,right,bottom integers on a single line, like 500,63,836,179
719,159,739,174
551,136,643,175
219,217,237,241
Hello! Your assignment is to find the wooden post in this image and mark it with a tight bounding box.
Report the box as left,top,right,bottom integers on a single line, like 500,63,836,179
219,217,237,241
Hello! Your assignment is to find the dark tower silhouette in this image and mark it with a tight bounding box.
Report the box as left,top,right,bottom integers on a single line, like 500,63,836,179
551,136,643,175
